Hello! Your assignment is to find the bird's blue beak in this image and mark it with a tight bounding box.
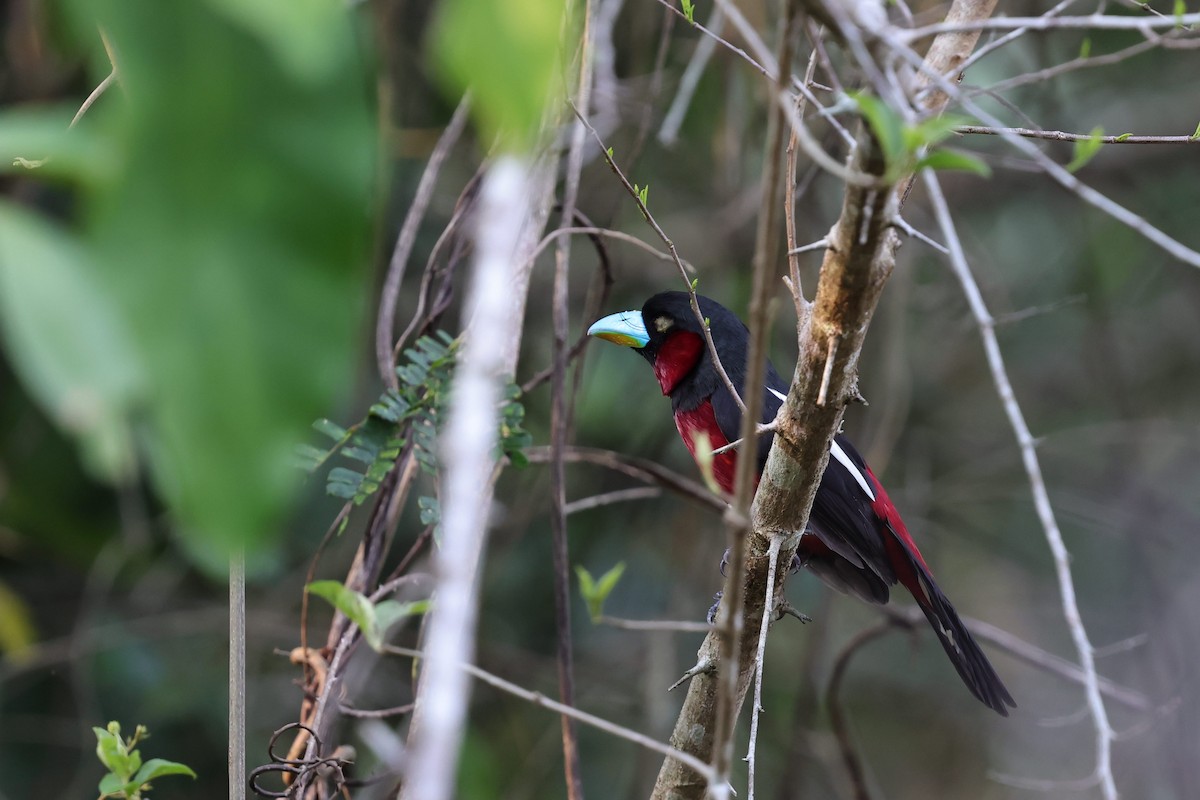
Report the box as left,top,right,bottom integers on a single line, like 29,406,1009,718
587,310,649,349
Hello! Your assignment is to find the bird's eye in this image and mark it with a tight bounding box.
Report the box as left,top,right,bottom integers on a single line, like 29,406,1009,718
654,316,673,333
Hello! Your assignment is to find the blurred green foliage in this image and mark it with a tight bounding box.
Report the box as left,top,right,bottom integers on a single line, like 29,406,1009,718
0,0,374,563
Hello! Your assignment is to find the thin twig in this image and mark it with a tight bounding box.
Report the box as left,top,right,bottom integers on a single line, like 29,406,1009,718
384,645,717,783
711,421,779,457
400,158,537,800
708,5,798,798
900,12,1200,41
551,10,595,795
957,125,1200,144
523,445,726,514
815,335,838,407
827,622,891,800
574,108,748,414
659,6,726,146
886,33,1200,270
597,616,712,633
563,486,661,515
922,170,1116,800
745,535,782,800
376,95,472,389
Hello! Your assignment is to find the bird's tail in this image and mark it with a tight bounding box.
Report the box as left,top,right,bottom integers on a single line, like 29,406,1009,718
912,566,1016,716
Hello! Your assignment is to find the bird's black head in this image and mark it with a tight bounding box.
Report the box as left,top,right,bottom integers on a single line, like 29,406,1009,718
588,291,751,409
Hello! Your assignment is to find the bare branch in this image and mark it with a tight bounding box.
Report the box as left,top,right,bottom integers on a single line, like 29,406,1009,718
385,645,717,784
376,95,472,389
400,157,544,800
957,125,1200,144
660,6,726,146
549,4,597,794
900,12,1200,41
563,486,661,515
922,170,1117,800
745,535,783,800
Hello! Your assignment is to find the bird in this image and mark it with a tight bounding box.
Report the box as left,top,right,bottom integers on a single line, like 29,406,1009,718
587,290,1015,715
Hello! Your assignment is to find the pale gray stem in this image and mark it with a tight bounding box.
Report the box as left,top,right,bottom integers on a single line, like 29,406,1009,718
745,535,782,800
399,158,536,800
922,170,1116,800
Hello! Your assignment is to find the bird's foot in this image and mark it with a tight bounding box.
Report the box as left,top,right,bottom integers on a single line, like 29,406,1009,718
719,548,730,576
668,655,716,691
789,553,804,574
775,600,811,624
706,591,723,624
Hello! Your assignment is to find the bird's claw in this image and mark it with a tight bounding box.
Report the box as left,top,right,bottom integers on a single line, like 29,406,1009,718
706,591,723,624
719,548,730,577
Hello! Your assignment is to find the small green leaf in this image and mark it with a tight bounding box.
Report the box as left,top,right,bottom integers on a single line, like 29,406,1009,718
850,91,906,171
94,726,128,777
1067,126,1105,172
1175,0,1187,26
605,146,613,159
594,562,626,602
915,149,992,177
1190,120,1200,140
1113,132,1132,142
97,773,125,796
637,183,649,206
313,418,349,442
1079,37,1091,59
575,565,597,616
576,562,626,621
131,758,197,786
682,0,695,24
690,277,699,290
307,580,377,645
372,599,431,648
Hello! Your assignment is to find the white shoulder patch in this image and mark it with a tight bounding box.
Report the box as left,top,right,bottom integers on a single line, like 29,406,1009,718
765,384,876,501
830,440,876,501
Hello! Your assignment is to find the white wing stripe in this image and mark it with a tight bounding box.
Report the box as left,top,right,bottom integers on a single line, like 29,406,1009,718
830,440,875,500
765,385,876,501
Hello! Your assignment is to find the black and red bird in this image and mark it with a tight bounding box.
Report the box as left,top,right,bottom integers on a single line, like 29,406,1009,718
588,291,1015,715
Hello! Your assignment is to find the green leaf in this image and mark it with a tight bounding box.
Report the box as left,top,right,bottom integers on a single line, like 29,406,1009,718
1114,132,1132,142
906,113,972,150
605,146,613,159
594,562,626,603
1067,126,1105,172
372,599,431,647
97,773,125,797
205,0,347,81
682,0,695,24
431,0,573,151
94,725,128,777
47,0,375,566
131,757,197,786
915,149,992,177
1079,37,1091,59
575,565,597,618
0,203,143,482
576,562,626,621
1190,120,1200,140
1175,0,1187,26
850,91,906,171
637,183,649,206
307,581,378,646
